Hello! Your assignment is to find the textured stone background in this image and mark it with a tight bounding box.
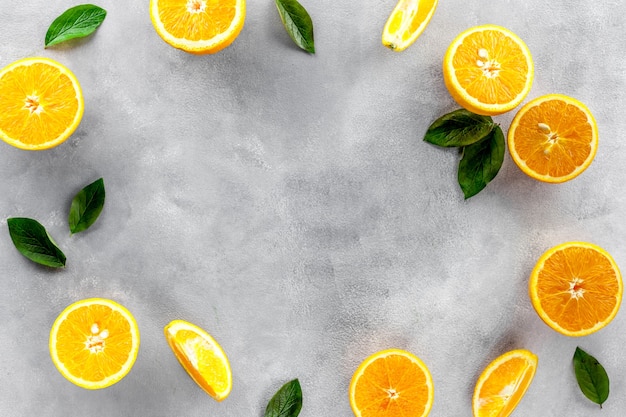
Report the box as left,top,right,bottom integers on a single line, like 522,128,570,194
1,1,626,416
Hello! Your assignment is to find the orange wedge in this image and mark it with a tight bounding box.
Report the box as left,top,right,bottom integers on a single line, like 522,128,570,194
349,348,434,417
164,319,232,401
382,0,438,52
443,24,534,116
0,57,83,150
49,298,140,389
529,241,622,337
508,94,598,183
150,0,245,54
472,349,537,417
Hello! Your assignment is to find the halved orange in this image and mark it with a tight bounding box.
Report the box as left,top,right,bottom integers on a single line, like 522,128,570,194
443,24,534,116
472,349,537,417
150,0,246,54
164,319,232,401
0,57,84,150
349,348,434,417
508,94,598,183
529,241,622,337
382,0,438,52
49,298,140,389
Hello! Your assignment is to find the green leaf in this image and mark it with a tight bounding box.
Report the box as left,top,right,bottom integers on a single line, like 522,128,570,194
264,379,303,417
573,347,610,408
7,218,66,268
45,4,107,48
424,109,495,147
274,0,315,54
458,125,504,199
69,178,105,234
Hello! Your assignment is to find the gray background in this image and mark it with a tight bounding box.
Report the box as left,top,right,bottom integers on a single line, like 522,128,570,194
1,0,626,416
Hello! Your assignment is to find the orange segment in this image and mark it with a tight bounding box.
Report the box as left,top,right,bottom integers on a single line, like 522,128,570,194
508,94,598,183
443,25,534,115
49,298,140,389
349,349,434,417
164,319,232,401
382,0,438,52
150,0,246,54
473,349,537,417
0,57,83,150
529,241,622,336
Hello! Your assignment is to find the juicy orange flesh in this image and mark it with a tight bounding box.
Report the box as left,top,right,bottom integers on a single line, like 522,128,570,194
54,304,133,382
476,357,534,417
169,329,229,395
452,29,529,105
353,354,430,417
0,63,79,146
386,0,437,44
511,99,593,177
156,0,236,40
536,246,619,332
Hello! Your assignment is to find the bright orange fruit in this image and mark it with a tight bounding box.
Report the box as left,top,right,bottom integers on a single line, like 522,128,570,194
349,348,434,417
472,349,537,417
164,319,232,401
382,0,439,52
529,241,622,336
508,94,598,183
49,298,140,389
443,25,534,116
150,0,246,54
0,57,83,150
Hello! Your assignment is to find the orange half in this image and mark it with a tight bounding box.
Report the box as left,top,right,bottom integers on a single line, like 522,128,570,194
349,348,434,417
473,349,537,417
529,241,622,336
150,0,246,54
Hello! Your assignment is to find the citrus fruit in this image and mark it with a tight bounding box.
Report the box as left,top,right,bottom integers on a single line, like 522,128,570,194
382,0,438,52
164,319,232,401
0,57,84,150
49,298,140,389
529,241,622,337
443,24,534,116
507,94,598,183
150,0,246,54
349,348,434,417
472,349,537,417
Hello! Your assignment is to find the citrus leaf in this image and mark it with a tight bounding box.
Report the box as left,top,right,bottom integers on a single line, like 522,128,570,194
458,125,504,199
274,0,315,54
69,178,105,234
264,379,302,417
573,347,609,408
7,218,66,268
45,4,107,48
424,109,495,147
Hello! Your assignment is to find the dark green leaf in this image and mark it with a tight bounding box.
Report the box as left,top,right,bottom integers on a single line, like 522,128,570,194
69,178,105,234
7,218,66,268
424,109,495,147
573,347,609,408
458,125,504,199
274,0,315,54
45,4,107,48
264,379,303,417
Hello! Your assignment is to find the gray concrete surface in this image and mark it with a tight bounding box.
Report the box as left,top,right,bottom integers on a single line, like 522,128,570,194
2,0,626,416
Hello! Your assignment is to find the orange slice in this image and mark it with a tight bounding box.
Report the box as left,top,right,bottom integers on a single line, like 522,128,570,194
443,24,534,116
472,349,537,417
349,348,434,417
49,298,140,389
150,0,245,54
164,319,232,401
0,57,84,150
382,0,438,52
508,94,598,183
529,241,622,337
